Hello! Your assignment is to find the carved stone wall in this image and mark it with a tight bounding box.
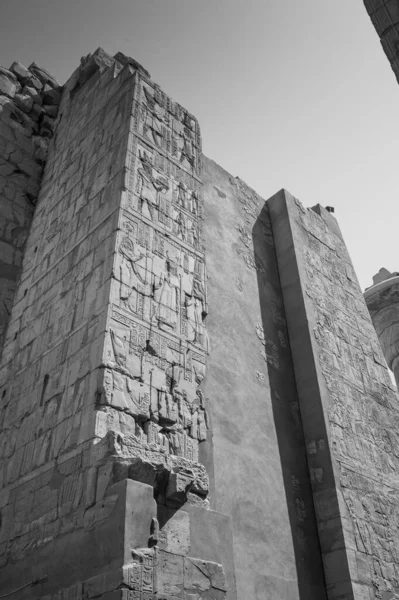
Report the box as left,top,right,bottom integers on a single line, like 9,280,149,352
0,61,61,356
202,160,327,600
97,67,211,509
0,49,135,579
270,190,399,600
0,49,234,600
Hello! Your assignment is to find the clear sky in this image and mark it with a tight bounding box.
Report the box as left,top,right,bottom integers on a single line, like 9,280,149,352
0,0,397,289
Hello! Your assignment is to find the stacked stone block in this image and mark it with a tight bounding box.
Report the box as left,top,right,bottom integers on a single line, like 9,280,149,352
0,49,234,600
0,60,61,355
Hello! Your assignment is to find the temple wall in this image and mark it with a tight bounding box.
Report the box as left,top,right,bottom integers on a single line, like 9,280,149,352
202,159,326,600
0,50,235,600
269,191,399,600
1,41,399,600
0,52,134,572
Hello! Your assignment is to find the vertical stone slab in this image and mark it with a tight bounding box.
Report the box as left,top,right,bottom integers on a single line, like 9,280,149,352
203,159,326,599
269,189,399,600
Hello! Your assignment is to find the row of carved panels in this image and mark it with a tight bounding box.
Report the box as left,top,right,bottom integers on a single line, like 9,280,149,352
127,135,202,195
131,79,202,180
134,77,201,147
114,227,207,350
102,366,207,440
107,308,206,383
125,138,203,238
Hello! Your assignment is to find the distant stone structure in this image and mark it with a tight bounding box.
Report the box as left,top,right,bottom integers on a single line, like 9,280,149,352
0,45,399,600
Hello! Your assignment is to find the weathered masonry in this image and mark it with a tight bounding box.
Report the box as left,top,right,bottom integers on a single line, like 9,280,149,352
0,45,399,600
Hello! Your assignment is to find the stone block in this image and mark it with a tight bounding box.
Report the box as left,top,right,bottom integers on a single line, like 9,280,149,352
43,85,62,106
158,551,184,598
13,93,33,113
0,67,18,98
9,61,31,83
21,84,42,104
28,61,60,88
166,469,195,508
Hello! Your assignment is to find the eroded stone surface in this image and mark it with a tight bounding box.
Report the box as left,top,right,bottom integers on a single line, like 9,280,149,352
269,191,399,600
0,48,229,600
0,57,61,356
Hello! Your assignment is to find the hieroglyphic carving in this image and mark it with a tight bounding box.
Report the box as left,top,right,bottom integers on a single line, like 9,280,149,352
295,202,399,597
99,71,209,507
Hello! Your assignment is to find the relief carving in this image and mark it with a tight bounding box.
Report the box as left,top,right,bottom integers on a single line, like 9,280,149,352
99,72,209,511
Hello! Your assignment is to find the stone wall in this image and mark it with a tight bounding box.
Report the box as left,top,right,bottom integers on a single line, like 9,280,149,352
270,191,399,600
0,49,135,579
0,49,235,600
202,159,327,600
364,0,399,83
0,61,61,355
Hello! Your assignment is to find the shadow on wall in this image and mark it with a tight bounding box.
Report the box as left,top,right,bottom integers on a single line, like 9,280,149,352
252,202,327,600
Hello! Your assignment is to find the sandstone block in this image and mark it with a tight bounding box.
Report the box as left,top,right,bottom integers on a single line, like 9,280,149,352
43,104,58,118
30,103,44,120
22,85,42,105
26,74,42,91
9,62,31,84
13,93,33,113
0,67,18,98
166,468,194,507
29,61,60,88
43,84,61,106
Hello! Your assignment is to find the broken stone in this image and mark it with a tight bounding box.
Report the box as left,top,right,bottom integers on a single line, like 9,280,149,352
28,61,60,88
42,104,58,118
113,52,151,78
30,103,44,120
13,93,33,114
26,74,42,91
33,136,49,162
9,62,32,84
43,85,61,106
41,114,56,130
22,85,42,105
184,558,228,593
0,67,18,98
166,468,194,508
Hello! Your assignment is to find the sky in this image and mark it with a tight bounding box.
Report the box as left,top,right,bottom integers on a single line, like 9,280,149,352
0,0,397,290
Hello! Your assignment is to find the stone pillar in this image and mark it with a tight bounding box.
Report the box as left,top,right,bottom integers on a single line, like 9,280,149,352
364,270,399,386
269,190,399,600
0,49,234,600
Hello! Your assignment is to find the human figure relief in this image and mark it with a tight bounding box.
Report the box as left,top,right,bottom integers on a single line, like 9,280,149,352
190,190,199,216
137,150,169,221
180,137,195,169
143,87,164,147
153,255,179,331
185,276,209,349
119,235,152,313
177,182,186,208
176,211,187,241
